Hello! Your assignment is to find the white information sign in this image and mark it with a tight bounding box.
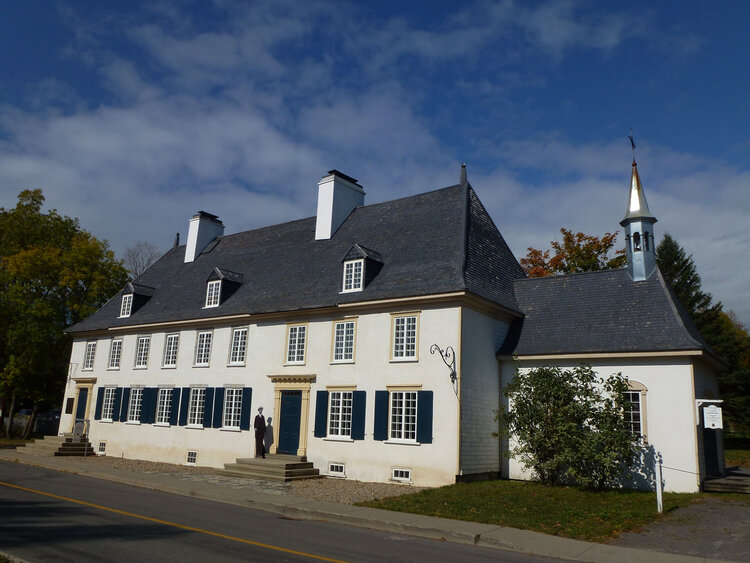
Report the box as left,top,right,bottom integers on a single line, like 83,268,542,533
703,405,723,429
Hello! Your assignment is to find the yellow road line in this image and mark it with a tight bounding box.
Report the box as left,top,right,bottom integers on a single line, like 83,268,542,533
0,480,347,563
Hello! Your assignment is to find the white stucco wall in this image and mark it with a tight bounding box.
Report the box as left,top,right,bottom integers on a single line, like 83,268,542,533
61,303,462,487
458,307,511,476
501,357,703,492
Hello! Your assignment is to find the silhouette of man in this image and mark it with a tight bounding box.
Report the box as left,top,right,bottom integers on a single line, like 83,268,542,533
254,407,266,458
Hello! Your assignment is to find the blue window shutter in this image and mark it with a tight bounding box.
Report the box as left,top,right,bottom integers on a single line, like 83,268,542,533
373,391,389,441
203,388,215,428
213,388,225,428
417,391,433,444
313,391,328,438
351,391,366,440
94,388,104,421
113,388,123,422
120,388,131,422
178,387,190,426
239,387,252,431
169,388,181,426
141,388,156,424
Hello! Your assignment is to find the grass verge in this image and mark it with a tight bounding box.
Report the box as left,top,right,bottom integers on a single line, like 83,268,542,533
725,449,750,467
358,480,703,542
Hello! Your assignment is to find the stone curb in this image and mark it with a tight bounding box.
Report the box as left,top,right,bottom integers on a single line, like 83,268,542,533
0,452,735,563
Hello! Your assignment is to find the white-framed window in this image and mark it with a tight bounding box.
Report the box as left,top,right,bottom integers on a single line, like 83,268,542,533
108,338,123,369
119,294,133,318
127,388,144,423
332,320,355,362
223,388,243,429
163,334,179,367
328,391,353,438
83,342,97,370
342,259,364,292
194,331,212,366
390,391,417,441
187,388,206,426
229,327,248,365
102,387,116,421
392,468,412,483
286,324,306,364
328,462,345,477
625,381,647,439
98,441,107,454
205,280,221,308
186,450,197,465
392,314,418,360
135,336,150,368
155,388,173,425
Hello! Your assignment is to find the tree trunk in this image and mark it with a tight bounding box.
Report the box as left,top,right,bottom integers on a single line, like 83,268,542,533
4,392,16,439
22,403,39,440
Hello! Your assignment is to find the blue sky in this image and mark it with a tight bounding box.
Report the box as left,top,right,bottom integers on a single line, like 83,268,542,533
1,0,748,323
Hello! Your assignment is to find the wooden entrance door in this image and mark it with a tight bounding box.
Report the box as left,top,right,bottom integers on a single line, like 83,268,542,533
278,390,302,455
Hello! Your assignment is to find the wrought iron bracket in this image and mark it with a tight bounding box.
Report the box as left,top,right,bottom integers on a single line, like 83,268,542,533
430,343,457,390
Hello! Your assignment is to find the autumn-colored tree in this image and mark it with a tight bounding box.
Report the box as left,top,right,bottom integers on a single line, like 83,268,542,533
0,190,128,437
520,228,626,277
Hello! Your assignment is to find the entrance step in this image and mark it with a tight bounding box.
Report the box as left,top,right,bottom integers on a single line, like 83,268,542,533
219,454,320,482
704,467,750,494
15,435,67,456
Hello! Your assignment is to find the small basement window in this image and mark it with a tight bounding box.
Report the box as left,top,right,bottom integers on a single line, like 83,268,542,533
186,451,198,465
328,463,346,477
98,441,106,454
392,468,412,483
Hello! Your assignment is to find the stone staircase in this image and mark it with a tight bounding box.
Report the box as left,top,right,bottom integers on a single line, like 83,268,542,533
703,467,750,494
15,434,95,457
220,454,320,482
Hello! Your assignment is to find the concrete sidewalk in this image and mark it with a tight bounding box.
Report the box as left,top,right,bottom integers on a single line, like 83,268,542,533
0,449,731,563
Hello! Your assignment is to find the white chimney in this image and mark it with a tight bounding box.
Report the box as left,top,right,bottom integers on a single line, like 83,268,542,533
184,211,225,263
315,170,365,240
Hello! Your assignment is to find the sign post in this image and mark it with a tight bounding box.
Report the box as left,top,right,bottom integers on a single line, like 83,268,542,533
655,459,664,514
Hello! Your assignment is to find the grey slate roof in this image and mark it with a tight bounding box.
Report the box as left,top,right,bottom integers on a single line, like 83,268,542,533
499,267,712,356
69,184,525,333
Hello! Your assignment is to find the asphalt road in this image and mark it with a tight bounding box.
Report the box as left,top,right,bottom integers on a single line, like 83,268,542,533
0,461,561,562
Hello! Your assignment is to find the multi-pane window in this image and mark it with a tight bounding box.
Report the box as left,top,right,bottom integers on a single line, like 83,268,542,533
135,336,150,368
127,388,144,422
194,331,212,366
163,334,179,367
390,391,417,441
205,280,221,307
328,391,353,438
223,388,243,429
187,388,206,426
83,342,97,370
342,259,363,292
625,390,643,436
286,325,306,364
393,315,417,359
155,388,173,425
108,339,123,369
229,328,248,365
120,294,133,317
333,321,355,362
102,388,116,421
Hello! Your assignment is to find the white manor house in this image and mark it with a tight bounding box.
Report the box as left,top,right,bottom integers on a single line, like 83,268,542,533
60,163,724,492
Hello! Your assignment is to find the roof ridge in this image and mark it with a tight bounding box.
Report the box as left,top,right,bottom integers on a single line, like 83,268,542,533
515,267,627,284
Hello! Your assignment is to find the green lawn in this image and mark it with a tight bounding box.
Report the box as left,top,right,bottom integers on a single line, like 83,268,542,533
358,480,703,542
726,449,750,467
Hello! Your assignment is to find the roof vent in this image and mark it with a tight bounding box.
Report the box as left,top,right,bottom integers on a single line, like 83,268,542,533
315,170,365,240
184,211,224,263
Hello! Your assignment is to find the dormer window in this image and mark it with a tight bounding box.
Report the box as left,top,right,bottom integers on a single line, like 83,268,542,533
342,259,364,292
205,280,221,308
119,294,133,318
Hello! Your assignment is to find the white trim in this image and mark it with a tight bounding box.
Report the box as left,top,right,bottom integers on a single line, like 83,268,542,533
119,294,133,318
228,327,248,366
204,280,221,308
162,333,179,368
194,331,212,366
341,259,364,293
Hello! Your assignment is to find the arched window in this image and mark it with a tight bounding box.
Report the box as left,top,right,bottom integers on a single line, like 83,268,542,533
625,381,648,441
633,232,641,251
643,232,650,251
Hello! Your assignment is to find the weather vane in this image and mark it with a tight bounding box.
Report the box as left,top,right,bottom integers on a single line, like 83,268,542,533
628,129,636,163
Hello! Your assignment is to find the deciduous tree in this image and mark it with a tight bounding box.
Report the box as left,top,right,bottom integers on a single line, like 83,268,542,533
520,228,625,277
0,190,128,437
123,241,162,279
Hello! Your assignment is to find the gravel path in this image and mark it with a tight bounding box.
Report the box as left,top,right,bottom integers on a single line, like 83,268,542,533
62,455,427,504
